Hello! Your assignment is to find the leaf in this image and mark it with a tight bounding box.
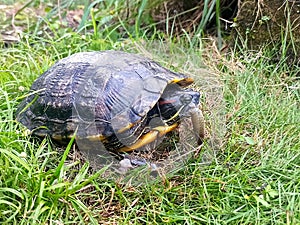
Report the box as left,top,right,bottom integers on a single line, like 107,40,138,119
265,185,279,198
244,194,250,200
253,195,271,207
243,136,256,145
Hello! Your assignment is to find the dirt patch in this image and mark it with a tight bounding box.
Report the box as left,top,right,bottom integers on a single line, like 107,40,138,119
232,0,300,63
0,2,83,44
151,0,238,35
0,3,43,43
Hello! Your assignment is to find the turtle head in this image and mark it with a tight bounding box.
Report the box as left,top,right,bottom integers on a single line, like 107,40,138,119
158,84,205,144
158,84,200,120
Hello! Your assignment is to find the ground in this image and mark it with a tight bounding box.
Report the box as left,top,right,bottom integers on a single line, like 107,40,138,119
0,1,300,224
232,0,300,64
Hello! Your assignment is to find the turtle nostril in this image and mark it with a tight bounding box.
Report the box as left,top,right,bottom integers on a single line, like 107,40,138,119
180,94,193,105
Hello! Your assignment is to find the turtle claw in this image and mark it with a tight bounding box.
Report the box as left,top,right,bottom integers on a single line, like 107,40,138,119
129,158,147,166
118,158,134,174
118,156,158,174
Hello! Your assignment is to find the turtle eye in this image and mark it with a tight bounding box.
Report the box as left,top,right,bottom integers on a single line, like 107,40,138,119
180,94,193,105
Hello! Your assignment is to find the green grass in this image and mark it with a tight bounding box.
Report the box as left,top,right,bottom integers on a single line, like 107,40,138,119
1,1,300,224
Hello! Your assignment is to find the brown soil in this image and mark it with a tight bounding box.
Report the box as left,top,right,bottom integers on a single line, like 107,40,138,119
151,0,238,35
232,0,300,63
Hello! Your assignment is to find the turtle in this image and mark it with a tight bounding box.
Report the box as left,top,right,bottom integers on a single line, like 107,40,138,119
16,50,204,161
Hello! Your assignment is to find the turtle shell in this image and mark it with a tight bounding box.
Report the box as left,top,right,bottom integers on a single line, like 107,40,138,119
16,50,194,151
